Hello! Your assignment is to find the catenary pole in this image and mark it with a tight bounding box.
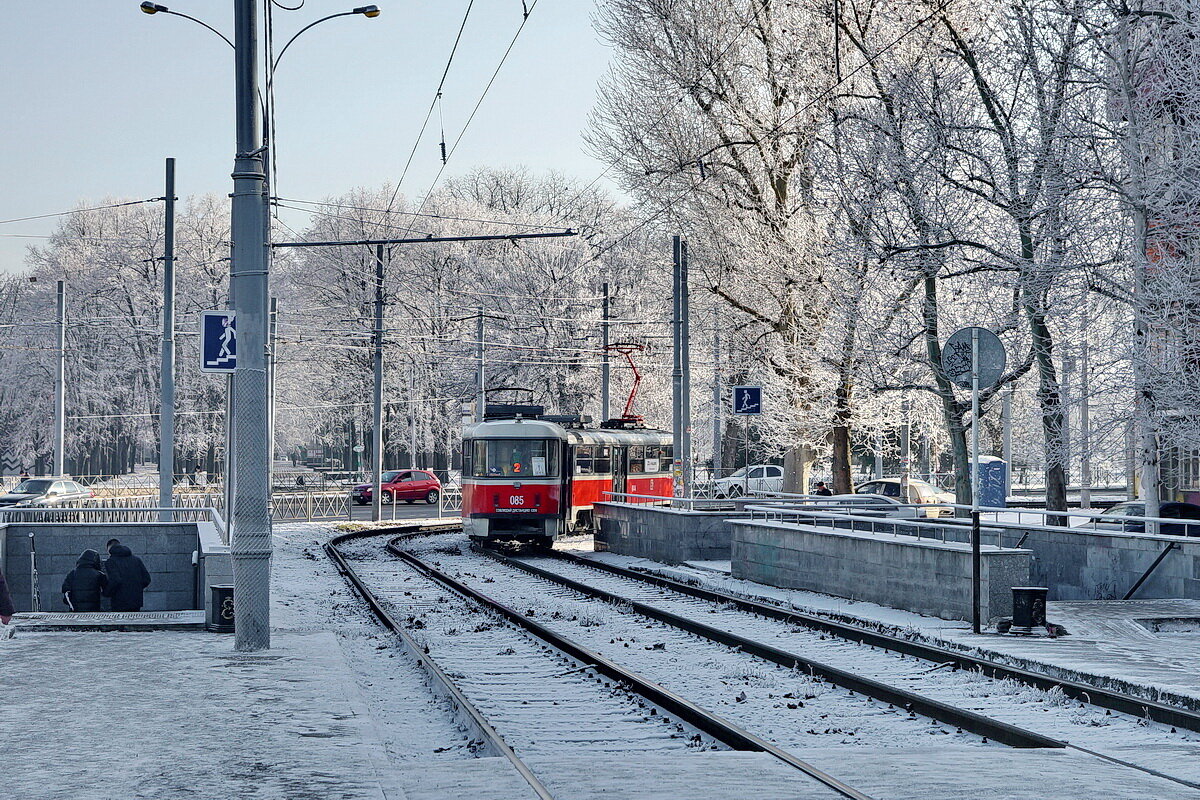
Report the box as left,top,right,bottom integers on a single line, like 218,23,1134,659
408,363,418,468
712,314,722,480
372,244,385,522
680,239,692,497
672,236,682,495
601,281,610,422
230,0,272,651
267,296,278,484
54,280,66,477
1002,384,1014,501
1080,306,1093,509
159,158,176,521
476,308,485,422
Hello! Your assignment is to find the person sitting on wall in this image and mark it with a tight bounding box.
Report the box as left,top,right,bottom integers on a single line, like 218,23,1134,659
61,549,108,612
103,539,152,613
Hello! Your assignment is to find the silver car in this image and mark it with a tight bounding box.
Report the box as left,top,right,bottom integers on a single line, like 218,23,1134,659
0,478,94,508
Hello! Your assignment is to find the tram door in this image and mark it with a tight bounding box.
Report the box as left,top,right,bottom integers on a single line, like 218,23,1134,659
611,445,628,498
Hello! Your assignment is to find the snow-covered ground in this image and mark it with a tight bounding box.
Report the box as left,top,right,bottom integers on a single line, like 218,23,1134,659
8,523,1200,800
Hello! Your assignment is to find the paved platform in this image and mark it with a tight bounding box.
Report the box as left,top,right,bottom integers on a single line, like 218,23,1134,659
1,629,403,800
941,599,1200,706
13,609,205,631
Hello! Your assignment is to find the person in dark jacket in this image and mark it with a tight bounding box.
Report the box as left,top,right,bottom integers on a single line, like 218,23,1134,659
813,481,833,497
61,549,108,612
103,540,151,612
0,564,14,624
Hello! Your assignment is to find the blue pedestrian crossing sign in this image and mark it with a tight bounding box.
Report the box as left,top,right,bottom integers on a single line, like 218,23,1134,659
200,311,236,373
732,385,762,415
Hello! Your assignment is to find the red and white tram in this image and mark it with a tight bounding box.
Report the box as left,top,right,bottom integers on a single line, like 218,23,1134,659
461,409,673,546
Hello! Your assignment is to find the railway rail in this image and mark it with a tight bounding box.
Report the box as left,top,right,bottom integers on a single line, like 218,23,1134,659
326,524,875,800
536,547,1200,733
478,544,1200,791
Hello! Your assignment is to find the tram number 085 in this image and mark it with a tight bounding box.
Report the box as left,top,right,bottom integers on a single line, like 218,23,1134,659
508,495,525,506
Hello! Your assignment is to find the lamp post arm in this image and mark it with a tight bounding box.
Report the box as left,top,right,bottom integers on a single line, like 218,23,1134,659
272,12,356,75
163,9,235,48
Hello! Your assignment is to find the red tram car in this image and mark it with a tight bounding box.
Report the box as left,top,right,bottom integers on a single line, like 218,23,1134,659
461,408,673,546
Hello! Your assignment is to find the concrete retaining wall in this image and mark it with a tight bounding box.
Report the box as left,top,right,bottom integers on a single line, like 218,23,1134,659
731,520,1031,621
594,502,747,563
991,525,1200,601
1,523,202,613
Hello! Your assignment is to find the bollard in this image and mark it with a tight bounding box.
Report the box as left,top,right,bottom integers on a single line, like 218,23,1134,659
1011,586,1048,633
208,585,235,633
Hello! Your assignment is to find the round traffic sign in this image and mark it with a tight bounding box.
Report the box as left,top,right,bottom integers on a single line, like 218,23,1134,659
941,327,1006,390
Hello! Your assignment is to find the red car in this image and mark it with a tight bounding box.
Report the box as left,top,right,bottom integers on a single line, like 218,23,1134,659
352,470,441,505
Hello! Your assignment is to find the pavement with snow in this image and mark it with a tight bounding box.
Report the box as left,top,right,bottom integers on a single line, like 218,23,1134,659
3,523,1200,799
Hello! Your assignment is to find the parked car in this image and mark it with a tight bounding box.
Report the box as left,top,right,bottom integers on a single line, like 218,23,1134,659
812,494,921,518
1075,501,1200,536
854,478,955,518
713,464,784,498
0,478,94,508
352,470,442,505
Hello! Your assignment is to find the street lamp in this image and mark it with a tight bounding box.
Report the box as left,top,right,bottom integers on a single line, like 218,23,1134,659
272,6,381,72
139,3,234,49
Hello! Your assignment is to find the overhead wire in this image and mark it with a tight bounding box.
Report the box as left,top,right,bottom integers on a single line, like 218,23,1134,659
385,0,477,211
0,198,163,226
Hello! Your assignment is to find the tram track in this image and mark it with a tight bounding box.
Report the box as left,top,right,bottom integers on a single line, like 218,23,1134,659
477,543,1200,791
326,525,875,800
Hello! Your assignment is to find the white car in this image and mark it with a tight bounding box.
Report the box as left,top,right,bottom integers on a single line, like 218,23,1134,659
714,464,784,498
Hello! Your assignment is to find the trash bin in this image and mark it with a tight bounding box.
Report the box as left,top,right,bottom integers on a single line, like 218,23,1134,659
208,585,235,633
1011,586,1048,632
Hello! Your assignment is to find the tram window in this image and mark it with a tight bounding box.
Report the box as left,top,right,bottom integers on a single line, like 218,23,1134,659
470,440,488,477
643,446,661,474
575,445,595,475
480,438,560,477
628,445,644,474
593,446,611,474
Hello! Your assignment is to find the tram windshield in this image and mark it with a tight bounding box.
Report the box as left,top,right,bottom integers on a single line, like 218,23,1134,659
470,439,560,477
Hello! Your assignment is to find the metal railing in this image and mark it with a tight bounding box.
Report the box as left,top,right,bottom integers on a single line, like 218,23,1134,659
439,485,462,518
269,491,351,522
0,504,227,542
742,502,1019,549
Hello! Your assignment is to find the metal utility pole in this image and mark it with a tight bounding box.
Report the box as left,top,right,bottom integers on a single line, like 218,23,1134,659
408,363,418,468
229,0,271,651
1061,355,1074,488
371,245,385,522
54,280,66,477
267,296,278,483
476,308,486,422
672,237,683,495
712,317,722,479
1080,325,1093,510
601,282,611,422
680,240,692,496
874,435,884,479
900,397,911,500
1001,384,1014,501
970,328,982,634
159,158,177,520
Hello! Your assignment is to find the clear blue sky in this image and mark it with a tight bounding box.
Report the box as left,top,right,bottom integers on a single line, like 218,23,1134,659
0,1,615,272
